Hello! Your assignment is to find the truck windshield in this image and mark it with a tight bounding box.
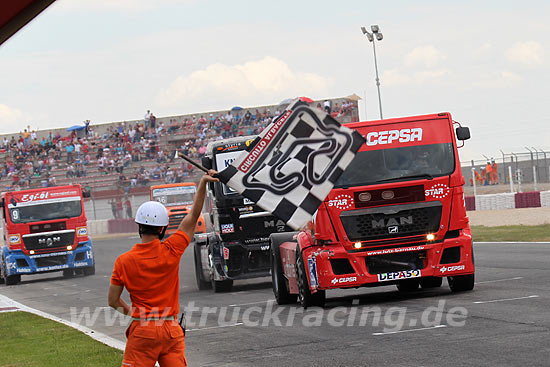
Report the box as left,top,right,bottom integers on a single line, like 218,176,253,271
335,143,455,187
152,187,196,206
9,199,82,223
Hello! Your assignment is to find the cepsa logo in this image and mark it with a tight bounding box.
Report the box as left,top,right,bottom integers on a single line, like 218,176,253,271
366,128,423,146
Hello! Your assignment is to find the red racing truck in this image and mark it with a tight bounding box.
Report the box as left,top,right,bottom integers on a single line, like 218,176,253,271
0,185,95,285
270,112,473,307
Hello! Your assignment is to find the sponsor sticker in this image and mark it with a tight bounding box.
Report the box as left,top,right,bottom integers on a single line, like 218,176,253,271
366,128,423,146
378,269,421,282
440,265,465,273
223,247,230,260
307,257,319,288
331,276,357,285
77,227,88,236
221,223,235,234
425,183,450,199
327,193,354,210
8,234,20,244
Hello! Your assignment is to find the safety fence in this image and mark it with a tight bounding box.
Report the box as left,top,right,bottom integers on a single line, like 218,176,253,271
465,191,550,211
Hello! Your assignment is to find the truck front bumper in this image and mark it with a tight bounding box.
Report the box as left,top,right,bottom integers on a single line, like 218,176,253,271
3,240,94,276
304,231,474,290
212,240,272,280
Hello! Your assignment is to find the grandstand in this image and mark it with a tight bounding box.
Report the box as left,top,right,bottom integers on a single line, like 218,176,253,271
0,96,359,196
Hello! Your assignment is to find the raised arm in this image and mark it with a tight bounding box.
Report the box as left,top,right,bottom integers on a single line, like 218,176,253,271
178,170,218,239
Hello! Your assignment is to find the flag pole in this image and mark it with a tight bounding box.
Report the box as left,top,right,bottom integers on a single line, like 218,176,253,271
175,151,209,173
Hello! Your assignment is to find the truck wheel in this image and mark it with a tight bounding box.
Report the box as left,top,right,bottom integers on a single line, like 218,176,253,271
0,276,4,285
63,269,74,278
194,244,211,290
296,245,325,308
396,279,420,292
270,233,298,305
5,274,21,286
212,278,233,293
419,277,443,289
83,264,95,276
448,273,475,292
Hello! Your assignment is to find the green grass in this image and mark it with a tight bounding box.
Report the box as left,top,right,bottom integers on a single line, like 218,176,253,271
472,224,550,242
0,312,123,367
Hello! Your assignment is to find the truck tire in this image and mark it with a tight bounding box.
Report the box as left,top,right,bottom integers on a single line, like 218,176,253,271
448,273,475,292
270,233,298,305
296,244,325,308
3,256,20,285
194,243,211,290
419,276,443,289
212,278,233,293
396,279,420,292
63,269,74,278
83,263,95,276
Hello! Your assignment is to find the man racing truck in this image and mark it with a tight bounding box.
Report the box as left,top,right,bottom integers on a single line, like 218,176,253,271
0,185,95,285
150,182,207,235
270,112,474,307
194,136,293,292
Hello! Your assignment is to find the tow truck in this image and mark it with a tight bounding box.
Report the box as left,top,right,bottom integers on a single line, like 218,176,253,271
0,185,95,285
194,136,293,292
270,112,474,307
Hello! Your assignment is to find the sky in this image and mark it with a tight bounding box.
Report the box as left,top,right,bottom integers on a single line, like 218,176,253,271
0,0,548,162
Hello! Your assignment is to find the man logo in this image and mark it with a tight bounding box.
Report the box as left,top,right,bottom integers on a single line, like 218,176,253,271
372,216,413,229
388,226,399,234
264,219,286,231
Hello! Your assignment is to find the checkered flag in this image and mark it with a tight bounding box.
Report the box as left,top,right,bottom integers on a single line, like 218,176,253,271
218,99,365,230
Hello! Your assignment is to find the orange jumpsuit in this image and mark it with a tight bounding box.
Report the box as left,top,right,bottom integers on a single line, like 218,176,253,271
111,231,190,367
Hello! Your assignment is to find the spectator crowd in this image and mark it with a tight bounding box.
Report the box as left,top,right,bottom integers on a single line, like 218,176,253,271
0,99,358,193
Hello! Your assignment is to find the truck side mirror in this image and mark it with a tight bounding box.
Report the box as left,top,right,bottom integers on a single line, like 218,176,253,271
202,157,212,170
456,127,471,141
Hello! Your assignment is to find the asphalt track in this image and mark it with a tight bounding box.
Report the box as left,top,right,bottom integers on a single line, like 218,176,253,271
1,237,549,367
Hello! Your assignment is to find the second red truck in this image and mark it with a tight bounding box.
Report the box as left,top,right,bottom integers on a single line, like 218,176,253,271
270,112,474,307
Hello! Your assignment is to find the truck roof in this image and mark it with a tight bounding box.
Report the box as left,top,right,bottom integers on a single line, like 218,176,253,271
345,112,451,129
151,182,197,190
2,184,83,198
205,135,256,157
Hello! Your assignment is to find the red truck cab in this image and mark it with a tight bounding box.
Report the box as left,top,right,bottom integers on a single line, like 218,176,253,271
0,185,95,285
271,112,474,307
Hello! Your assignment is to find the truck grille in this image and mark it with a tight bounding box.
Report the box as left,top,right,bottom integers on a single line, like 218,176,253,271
168,213,186,230
23,230,75,251
340,202,442,242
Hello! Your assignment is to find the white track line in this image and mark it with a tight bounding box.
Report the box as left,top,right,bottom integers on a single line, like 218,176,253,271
187,322,244,332
229,300,274,307
473,295,539,304
475,276,523,284
0,294,125,351
372,324,446,336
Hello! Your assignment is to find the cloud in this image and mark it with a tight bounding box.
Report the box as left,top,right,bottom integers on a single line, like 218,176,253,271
473,71,523,88
0,104,27,134
506,41,544,66
404,46,447,68
156,56,331,109
382,68,450,87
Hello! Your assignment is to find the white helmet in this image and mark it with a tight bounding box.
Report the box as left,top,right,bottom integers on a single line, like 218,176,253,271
135,201,169,226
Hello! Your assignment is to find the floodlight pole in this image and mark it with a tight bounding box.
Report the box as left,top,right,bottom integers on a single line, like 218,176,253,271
361,25,384,120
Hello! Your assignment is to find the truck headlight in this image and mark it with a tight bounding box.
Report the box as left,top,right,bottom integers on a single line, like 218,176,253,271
426,233,436,241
